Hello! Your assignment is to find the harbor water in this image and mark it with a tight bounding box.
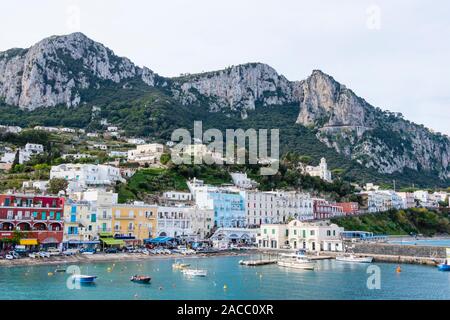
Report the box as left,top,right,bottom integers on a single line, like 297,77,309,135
1,254,449,300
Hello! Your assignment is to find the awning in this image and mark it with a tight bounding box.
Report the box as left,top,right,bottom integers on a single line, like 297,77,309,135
100,238,125,245
20,239,38,245
99,232,114,237
144,236,174,244
41,237,58,244
66,240,100,245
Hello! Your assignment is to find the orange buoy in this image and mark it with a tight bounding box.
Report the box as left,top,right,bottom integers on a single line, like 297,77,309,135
396,265,402,273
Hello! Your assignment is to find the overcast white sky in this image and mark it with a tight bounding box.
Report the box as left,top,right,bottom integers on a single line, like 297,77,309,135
1,0,449,134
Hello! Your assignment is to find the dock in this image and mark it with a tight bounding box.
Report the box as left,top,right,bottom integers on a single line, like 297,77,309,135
239,259,277,266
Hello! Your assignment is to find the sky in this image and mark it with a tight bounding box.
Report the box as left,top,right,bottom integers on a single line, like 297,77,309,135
1,0,449,134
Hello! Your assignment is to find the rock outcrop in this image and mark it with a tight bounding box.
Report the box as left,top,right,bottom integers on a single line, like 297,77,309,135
0,32,158,110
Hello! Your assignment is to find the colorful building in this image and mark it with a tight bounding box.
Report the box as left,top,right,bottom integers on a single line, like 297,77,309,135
111,202,157,245
0,193,65,249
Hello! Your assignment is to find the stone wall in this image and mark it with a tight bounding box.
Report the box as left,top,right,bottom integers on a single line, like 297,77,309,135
347,242,446,258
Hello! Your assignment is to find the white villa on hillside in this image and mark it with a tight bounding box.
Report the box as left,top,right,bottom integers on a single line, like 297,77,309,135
302,157,332,182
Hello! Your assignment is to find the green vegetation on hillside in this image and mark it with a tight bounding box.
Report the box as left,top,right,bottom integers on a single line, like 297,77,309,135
331,208,450,237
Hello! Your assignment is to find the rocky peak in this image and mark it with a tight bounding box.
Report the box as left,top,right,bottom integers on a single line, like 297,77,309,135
171,63,300,116
0,32,158,110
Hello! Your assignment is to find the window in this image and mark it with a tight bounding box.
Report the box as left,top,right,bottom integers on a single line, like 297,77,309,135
310,230,315,236
91,214,96,223
272,229,275,235
263,229,267,234
327,230,331,236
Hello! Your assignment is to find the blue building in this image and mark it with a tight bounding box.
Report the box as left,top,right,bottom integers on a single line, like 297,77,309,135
209,191,246,228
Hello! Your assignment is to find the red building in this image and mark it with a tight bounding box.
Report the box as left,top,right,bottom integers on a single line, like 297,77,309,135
337,202,359,216
0,194,65,249
313,199,344,220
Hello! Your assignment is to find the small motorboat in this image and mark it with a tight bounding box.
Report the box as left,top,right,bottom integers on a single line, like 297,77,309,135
72,275,97,283
130,275,151,283
437,258,450,271
182,269,208,277
54,268,66,273
336,254,373,263
172,262,191,269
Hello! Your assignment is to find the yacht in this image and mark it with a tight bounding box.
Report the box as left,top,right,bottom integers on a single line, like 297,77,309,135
182,268,208,277
277,252,316,270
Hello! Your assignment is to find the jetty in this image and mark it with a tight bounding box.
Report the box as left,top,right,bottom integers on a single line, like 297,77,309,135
239,259,277,266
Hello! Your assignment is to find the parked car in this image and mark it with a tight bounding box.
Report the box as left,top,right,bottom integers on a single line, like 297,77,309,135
47,248,61,256
79,248,96,254
105,247,119,254
39,252,50,258
63,249,78,256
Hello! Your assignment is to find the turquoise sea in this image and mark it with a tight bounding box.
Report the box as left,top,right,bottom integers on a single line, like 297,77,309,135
0,254,449,300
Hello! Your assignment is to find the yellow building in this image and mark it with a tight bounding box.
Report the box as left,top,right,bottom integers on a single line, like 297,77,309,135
111,202,157,245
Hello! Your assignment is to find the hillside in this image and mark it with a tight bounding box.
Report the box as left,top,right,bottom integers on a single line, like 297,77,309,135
1,33,449,188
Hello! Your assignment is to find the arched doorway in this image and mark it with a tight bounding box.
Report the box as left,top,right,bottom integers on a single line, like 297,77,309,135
16,222,31,231
1,222,14,231
33,222,47,231
49,222,62,231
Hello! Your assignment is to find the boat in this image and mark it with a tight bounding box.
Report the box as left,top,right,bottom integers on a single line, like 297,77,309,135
277,252,316,270
172,262,191,269
54,268,67,273
438,249,450,271
130,275,151,283
72,275,97,283
437,257,450,271
336,254,373,263
182,268,208,277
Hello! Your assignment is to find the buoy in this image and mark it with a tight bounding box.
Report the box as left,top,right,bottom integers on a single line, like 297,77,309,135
48,272,54,276
396,265,402,273
107,267,112,272
223,284,228,290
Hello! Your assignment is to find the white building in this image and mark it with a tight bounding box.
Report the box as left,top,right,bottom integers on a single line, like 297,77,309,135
127,143,164,165
61,153,93,160
127,138,146,145
34,126,59,132
245,190,314,226
414,190,439,208
50,164,125,192
302,158,332,182
163,191,193,202
186,206,214,239
0,143,44,164
230,172,257,189
397,192,416,209
257,220,344,252
107,126,119,132
60,127,76,133
157,205,192,238
22,180,49,192
0,125,22,133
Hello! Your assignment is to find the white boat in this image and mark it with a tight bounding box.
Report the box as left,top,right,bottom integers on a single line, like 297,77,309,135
277,253,316,270
336,254,373,263
182,268,208,277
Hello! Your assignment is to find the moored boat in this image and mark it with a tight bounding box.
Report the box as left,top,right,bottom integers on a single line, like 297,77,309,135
438,249,450,271
277,252,316,270
130,275,151,283
336,254,373,263
182,268,208,277
72,275,97,283
172,262,191,269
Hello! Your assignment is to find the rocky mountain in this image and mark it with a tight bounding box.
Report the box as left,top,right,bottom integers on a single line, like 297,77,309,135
171,63,301,118
295,70,450,179
0,32,160,110
1,32,449,182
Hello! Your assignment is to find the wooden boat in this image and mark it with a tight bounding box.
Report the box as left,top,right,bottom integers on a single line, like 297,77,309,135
72,275,97,283
182,268,208,277
336,254,373,263
130,275,151,283
277,252,316,270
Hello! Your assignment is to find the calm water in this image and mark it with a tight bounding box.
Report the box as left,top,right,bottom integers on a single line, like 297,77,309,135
1,254,449,300
389,239,450,247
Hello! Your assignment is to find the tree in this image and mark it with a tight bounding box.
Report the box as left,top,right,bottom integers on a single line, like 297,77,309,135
160,153,171,165
48,178,68,195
